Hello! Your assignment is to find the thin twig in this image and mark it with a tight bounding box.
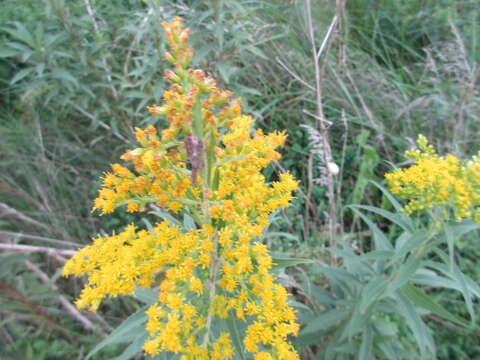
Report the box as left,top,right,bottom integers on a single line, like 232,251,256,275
0,230,79,247
0,243,76,256
67,101,130,144
302,109,333,126
305,153,314,237
305,0,338,257
0,202,49,231
336,110,348,236
276,57,316,91
316,16,338,62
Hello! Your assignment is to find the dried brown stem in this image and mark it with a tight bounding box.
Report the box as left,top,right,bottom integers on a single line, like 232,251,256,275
0,243,76,257
305,0,343,259
0,202,49,231
0,230,78,247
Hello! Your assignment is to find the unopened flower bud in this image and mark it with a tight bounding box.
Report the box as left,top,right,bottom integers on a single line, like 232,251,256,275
164,69,180,83
147,105,168,116
164,51,175,64
178,29,190,43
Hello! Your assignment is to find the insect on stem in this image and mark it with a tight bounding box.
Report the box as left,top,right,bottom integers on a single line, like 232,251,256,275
184,133,205,185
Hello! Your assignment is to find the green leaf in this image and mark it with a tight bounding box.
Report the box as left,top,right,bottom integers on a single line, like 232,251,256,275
310,285,337,306
353,205,413,233
212,168,220,191
314,264,360,290
225,317,246,360
426,260,480,297
114,331,149,360
0,49,18,58
149,209,180,226
183,213,196,230
289,299,312,312
51,69,79,87
451,263,475,321
359,325,373,360
271,255,314,271
349,206,393,251
241,45,268,60
391,230,428,263
412,268,459,290
359,276,389,312
444,220,479,268
395,292,435,357
10,68,34,84
135,288,157,305
369,180,404,213
357,250,395,262
265,232,299,242
401,283,469,327
444,223,456,269
141,218,153,231
300,308,350,335
341,304,371,340
217,61,231,83
387,255,422,293
4,22,35,48
86,306,149,359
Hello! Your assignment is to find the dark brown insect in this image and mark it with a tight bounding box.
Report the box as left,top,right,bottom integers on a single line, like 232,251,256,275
184,133,204,185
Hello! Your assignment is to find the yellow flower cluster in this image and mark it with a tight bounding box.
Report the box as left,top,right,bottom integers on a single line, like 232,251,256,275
63,17,299,359
385,135,480,222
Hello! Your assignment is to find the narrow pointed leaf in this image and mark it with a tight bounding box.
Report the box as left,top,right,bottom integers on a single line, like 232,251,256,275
86,306,148,359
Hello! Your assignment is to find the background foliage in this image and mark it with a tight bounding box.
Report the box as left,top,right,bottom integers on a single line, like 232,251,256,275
1,0,479,359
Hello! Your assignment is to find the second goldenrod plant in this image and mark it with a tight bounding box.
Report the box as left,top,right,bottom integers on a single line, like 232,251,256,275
386,135,480,223
63,17,299,360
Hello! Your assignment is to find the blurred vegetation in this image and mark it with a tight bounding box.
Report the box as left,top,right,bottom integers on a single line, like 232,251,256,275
0,0,479,359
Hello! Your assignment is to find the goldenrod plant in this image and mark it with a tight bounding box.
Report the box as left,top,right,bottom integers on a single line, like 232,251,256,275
386,134,480,223
63,17,299,360
294,138,480,359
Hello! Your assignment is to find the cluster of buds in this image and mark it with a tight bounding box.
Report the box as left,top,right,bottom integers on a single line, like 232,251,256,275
63,17,300,360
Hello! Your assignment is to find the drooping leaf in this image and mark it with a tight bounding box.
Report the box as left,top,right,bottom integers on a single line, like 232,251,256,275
359,276,389,313
271,254,314,271
149,209,181,226
358,324,373,360
300,308,350,335
114,331,149,360
395,292,435,357
224,317,246,360
353,205,413,233
86,306,149,360
401,283,469,327
135,288,157,305
182,213,196,230
349,206,393,251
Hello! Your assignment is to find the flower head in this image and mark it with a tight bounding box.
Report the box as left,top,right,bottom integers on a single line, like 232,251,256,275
63,17,299,360
385,135,480,222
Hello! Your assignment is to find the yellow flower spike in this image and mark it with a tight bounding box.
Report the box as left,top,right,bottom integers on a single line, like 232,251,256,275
386,135,480,223
63,16,299,359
